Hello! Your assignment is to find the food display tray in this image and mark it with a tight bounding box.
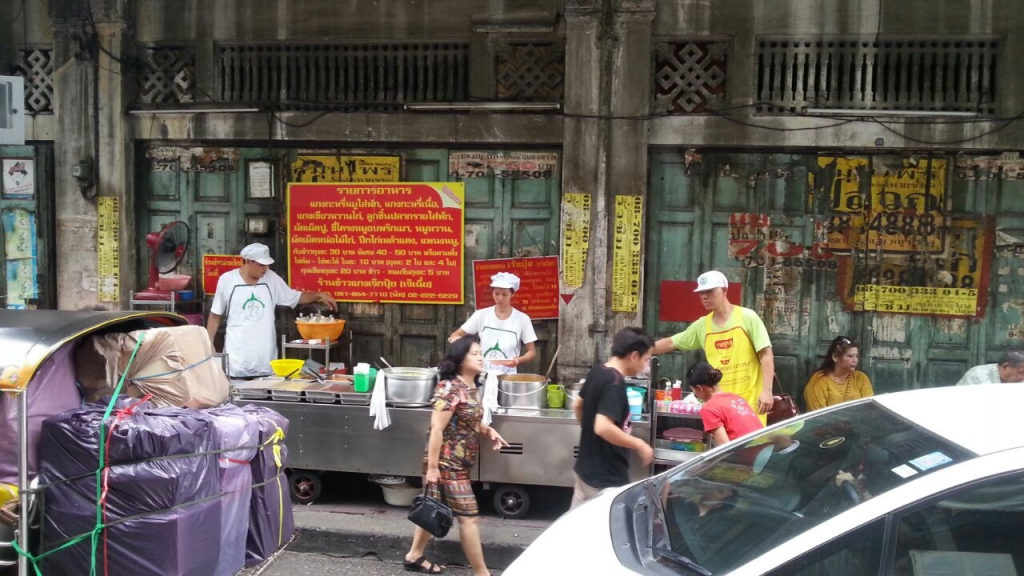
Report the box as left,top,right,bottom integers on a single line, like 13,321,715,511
305,382,356,404
231,378,279,400
267,380,316,402
340,392,371,406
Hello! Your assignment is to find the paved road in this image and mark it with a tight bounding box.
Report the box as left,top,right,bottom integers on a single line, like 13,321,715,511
242,472,569,576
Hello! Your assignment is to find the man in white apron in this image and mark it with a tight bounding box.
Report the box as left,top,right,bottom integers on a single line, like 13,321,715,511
206,243,337,378
653,270,776,424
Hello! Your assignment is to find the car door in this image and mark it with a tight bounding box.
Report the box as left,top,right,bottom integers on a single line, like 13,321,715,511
765,470,1024,576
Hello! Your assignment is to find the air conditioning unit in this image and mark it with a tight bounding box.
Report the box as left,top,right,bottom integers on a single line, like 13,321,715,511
0,76,25,146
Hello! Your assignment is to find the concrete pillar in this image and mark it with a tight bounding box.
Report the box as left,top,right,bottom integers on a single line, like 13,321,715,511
94,2,135,306
605,1,655,337
51,0,133,309
559,1,607,381
51,0,99,309
558,0,655,382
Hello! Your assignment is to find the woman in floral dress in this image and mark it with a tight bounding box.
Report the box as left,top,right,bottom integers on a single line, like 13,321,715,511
404,334,508,575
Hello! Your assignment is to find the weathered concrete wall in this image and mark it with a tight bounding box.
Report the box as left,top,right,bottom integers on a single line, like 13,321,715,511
133,0,558,41
127,112,564,144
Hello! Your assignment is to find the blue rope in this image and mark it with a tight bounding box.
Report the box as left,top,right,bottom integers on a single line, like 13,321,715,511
128,353,216,381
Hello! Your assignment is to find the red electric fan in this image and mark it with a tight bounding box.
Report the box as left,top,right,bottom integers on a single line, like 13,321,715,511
133,221,192,300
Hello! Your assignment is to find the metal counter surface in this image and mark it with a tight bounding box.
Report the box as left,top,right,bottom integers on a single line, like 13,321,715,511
232,381,652,488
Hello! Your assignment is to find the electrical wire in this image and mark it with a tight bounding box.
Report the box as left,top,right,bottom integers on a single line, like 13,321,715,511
83,0,125,65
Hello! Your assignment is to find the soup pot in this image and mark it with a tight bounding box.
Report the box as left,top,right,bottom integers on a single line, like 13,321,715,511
497,373,547,409
383,367,438,406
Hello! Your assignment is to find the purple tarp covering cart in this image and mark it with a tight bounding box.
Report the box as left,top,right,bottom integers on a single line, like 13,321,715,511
38,400,222,575
242,404,296,566
0,311,295,576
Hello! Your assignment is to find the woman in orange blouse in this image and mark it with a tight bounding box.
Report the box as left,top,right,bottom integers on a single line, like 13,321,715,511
804,336,874,411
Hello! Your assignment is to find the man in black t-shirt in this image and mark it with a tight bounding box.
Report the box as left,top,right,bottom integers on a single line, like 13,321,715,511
571,327,656,508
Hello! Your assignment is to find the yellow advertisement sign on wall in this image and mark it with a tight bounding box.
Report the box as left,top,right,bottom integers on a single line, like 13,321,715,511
815,156,945,253
561,193,591,289
612,195,643,313
289,155,400,182
97,196,120,302
846,217,992,317
853,285,977,316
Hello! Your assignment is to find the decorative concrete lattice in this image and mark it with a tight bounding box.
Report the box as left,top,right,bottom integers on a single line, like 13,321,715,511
217,43,469,108
139,47,195,104
12,48,54,114
755,37,1000,114
496,42,564,101
654,41,728,114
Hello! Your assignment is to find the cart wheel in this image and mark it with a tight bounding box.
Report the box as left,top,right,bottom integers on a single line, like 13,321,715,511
493,484,530,519
290,470,322,504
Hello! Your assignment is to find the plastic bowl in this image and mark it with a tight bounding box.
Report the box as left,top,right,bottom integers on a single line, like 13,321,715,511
295,319,345,342
270,358,305,378
156,274,192,291
379,484,419,507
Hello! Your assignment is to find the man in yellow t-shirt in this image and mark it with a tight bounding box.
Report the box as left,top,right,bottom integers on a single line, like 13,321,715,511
653,270,775,424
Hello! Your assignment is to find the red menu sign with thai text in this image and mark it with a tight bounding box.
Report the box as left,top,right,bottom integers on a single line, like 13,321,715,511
201,254,242,296
472,256,560,319
287,182,465,304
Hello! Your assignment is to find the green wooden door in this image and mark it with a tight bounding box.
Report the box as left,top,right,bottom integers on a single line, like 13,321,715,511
645,151,831,402
136,146,281,294
950,159,1024,373
0,144,54,309
450,150,561,375
138,145,562,370
341,149,461,368
648,149,1023,404
341,148,561,371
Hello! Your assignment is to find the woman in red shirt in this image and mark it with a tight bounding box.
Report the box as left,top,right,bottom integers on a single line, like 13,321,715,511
689,361,764,447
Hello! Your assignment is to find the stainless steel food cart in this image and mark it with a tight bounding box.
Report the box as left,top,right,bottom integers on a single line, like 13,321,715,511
232,385,651,518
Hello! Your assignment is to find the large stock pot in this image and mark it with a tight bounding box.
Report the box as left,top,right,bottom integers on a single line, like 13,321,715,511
497,373,547,409
383,367,438,406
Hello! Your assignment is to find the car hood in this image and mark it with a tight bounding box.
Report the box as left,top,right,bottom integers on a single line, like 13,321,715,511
504,484,638,576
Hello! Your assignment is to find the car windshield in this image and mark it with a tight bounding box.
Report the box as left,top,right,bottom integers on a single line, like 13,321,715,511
657,401,974,574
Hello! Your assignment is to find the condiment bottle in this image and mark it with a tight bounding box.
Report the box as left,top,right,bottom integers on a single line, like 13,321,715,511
671,380,682,401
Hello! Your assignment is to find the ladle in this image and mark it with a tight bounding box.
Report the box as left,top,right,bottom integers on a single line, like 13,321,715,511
543,346,560,382
380,356,394,370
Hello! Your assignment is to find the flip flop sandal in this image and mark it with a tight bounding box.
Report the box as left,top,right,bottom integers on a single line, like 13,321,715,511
403,555,444,574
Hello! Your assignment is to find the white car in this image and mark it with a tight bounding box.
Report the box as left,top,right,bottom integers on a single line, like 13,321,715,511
507,384,1024,576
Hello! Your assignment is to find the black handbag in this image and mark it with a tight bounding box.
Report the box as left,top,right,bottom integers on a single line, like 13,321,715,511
767,376,800,425
407,483,453,538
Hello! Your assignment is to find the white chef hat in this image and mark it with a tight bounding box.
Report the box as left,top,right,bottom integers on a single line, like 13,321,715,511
490,272,521,292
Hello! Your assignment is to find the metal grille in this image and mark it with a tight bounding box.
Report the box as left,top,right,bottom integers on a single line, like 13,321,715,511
495,42,564,101
756,37,999,114
139,46,195,104
653,40,728,113
498,443,524,455
12,48,54,114
217,43,469,109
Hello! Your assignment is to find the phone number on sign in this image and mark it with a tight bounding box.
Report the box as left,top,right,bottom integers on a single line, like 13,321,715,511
828,212,942,237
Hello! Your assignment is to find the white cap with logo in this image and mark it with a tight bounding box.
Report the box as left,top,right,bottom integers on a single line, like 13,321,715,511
694,270,728,292
240,243,275,265
490,272,521,292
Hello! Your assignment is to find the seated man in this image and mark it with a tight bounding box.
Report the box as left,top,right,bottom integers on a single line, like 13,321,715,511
956,350,1024,386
